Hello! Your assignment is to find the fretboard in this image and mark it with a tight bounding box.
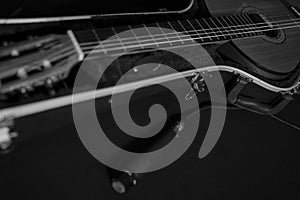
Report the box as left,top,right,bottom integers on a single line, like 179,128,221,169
75,14,265,57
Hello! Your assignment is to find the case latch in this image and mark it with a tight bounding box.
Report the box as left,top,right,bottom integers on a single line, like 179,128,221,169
185,72,207,100
228,75,294,115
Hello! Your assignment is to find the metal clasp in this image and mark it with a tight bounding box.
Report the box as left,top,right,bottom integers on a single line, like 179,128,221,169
185,72,206,100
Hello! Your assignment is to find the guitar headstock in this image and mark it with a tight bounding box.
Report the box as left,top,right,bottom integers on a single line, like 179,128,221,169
0,30,83,98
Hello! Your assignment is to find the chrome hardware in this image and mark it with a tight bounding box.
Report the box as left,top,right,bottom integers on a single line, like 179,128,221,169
0,32,82,96
110,170,138,194
281,82,300,96
174,121,184,133
0,117,17,154
185,72,206,100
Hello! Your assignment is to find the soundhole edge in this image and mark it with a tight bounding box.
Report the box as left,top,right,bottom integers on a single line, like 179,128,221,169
241,6,286,44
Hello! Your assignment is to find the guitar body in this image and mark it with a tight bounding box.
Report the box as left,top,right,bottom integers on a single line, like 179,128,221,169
205,0,300,73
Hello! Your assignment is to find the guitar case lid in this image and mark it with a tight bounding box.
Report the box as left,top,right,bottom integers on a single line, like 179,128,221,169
0,0,194,21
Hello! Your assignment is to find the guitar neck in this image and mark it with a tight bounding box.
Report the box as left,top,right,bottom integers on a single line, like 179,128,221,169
74,13,265,57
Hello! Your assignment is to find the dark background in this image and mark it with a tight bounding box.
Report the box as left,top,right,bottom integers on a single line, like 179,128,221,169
1,96,300,200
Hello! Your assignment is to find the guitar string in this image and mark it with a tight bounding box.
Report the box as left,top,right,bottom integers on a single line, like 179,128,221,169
79,14,300,47
78,17,300,49
82,25,293,61
80,16,300,45
83,41,243,61
80,17,299,48
83,24,299,59
81,22,300,58
83,4,300,45
80,20,300,56
81,20,300,53
80,20,300,57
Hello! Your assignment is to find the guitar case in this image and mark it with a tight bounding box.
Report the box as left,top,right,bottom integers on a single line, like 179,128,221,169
0,0,300,198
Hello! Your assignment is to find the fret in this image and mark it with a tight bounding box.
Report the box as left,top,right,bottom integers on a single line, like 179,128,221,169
243,14,263,35
202,18,220,40
128,25,144,49
75,29,99,49
177,20,188,33
235,15,256,37
214,17,232,40
169,20,185,33
76,28,119,55
209,18,227,40
243,14,253,24
143,24,160,48
93,27,115,41
218,16,239,39
226,16,245,37
92,29,107,54
194,19,212,41
186,19,204,42
178,19,198,43
76,13,267,57
155,22,174,46
232,15,253,37
167,21,185,44
144,22,172,48
111,26,128,53
128,24,158,49
178,20,194,42
177,20,196,44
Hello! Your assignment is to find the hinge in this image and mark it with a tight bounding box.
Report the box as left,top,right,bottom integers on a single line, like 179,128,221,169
281,82,300,96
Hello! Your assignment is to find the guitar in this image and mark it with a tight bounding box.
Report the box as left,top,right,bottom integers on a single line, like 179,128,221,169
0,0,299,152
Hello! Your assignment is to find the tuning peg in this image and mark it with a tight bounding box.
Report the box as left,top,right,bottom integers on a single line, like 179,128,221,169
45,78,53,86
11,49,19,57
18,85,35,96
42,59,52,69
20,87,27,95
45,78,56,96
16,68,28,79
0,126,18,155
